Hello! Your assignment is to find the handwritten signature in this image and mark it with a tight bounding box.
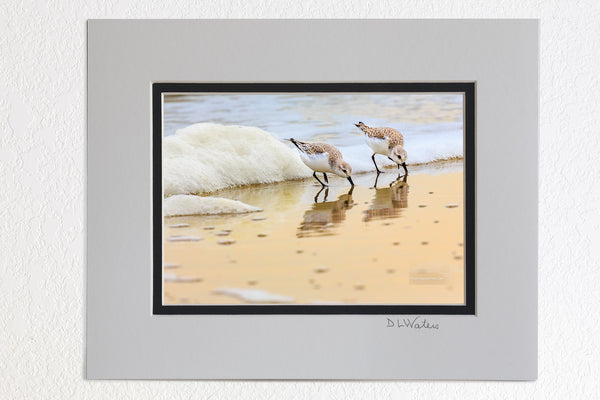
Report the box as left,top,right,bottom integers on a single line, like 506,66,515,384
386,316,439,330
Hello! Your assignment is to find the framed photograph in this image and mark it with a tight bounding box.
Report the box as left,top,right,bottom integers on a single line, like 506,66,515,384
153,82,475,315
88,19,538,380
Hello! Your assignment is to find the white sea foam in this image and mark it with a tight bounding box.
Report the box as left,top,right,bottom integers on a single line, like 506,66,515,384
164,273,202,283
163,194,262,216
167,235,203,242
163,123,311,196
164,122,463,195
340,122,464,173
212,287,294,303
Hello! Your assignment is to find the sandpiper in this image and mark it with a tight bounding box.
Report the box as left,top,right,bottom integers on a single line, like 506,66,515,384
354,121,408,175
289,138,354,187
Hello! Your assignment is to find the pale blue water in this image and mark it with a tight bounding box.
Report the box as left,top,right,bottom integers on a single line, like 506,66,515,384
163,93,464,169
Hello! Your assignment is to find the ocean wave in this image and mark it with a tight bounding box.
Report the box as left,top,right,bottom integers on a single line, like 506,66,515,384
341,122,464,173
163,194,262,217
163,123,311,196
163,123,463,195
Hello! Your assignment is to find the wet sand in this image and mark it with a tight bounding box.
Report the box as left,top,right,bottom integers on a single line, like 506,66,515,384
163,161,465,305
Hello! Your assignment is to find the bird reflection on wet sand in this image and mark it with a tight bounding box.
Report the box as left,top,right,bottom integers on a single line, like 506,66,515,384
297,187,355,237
364,174,409,222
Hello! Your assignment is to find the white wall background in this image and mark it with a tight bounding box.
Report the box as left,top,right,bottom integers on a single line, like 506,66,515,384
1,1,599,398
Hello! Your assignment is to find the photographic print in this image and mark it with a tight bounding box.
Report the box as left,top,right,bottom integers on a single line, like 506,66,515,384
153,83,474,314
89,20,537,380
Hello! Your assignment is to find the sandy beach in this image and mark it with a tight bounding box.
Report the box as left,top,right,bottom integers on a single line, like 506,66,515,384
163,161,465,305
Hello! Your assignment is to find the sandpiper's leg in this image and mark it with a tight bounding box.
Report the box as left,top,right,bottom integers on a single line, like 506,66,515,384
371,154,381,174
323,187,329,202
313,171,327,187
323,173,329,184
387,157,401,172
402,162,408,175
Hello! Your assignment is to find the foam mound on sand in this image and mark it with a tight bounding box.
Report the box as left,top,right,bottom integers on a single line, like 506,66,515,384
163,123,311,196
212,287,294,303
164,194,262,216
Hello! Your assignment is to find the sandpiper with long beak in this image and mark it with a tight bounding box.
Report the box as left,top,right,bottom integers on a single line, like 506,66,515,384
288,138,354,187
354,121,408,175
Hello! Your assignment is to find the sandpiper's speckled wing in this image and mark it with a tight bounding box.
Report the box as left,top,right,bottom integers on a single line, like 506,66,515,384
318,143,343,165
290,139,342,167
364,126,404,148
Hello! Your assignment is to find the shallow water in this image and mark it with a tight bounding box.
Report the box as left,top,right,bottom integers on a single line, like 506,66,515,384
164,93,463,136
163,93,464,168
162,162,465,305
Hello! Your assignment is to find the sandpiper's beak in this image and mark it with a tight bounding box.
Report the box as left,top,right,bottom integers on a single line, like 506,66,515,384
347,176,355,186
354,123,360,128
